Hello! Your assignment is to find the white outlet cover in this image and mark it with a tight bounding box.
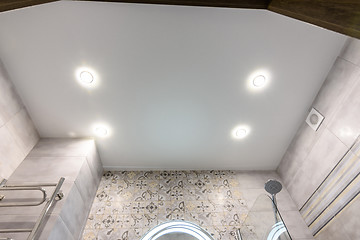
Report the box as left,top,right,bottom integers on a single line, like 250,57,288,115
306,108,325,131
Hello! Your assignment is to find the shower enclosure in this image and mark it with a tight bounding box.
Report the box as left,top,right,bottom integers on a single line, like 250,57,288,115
140,179,292,240
238,193,292,240
140,193,292,240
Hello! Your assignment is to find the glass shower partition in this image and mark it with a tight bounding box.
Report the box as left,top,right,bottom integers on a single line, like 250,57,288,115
238,194,292,240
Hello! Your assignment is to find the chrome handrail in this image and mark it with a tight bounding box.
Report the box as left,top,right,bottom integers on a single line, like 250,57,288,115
27,177,65,240
0,177,65,240
0,186,47,207
0,229,32,233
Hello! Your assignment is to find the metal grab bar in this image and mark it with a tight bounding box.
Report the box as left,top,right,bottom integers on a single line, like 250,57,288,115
0,177,65,240
0,187,47,207
0,229,32,233
28,177,65,240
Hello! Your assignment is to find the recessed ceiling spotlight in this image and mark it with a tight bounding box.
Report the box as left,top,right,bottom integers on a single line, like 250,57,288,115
253,75,266,87
94,126,108,137
247,70,270,91
235,128,247,138
75,67,98,88
80,71,94,84
232,126,250,139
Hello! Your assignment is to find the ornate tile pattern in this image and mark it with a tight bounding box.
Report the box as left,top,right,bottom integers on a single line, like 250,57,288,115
82,170,272,240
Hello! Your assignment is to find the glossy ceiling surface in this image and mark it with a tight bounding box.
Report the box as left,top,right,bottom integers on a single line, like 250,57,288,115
0,1,346,170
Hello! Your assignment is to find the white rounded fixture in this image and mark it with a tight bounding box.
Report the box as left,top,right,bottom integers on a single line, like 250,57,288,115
94,126,108,137
309,114,319,124
79,71,94,84
247,69,270,91
305,107,324,131
253,75,266,87
232,126,250,139
235,128,247,138
75,67,98,88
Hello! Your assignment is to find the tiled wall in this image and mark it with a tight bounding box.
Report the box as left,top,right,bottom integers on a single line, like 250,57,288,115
277,37,360,239
0,58,39,180
0,138,103,240
83,170,314,240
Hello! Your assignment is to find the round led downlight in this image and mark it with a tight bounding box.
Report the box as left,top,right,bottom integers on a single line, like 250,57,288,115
253,75,266,87
79,71,94,84
232,126,250,139
94,126,109,137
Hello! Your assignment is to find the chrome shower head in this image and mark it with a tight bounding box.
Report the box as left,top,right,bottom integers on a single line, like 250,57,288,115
265,179,282,195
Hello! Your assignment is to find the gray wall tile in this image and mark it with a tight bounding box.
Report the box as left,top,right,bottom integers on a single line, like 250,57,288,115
39,215,74,240
0,232,30,239
75,160,98,212
328,74,360,148
276,188,298,212
315,214,351,240
0,214,74,240
28,138,103,185
278,123,321,185
339,38,360,66
49,181,75,216
336,197,360,240
1,136,100,239
28,138,96,157
0,125,26,179
312,58,360,118
239,188,267,210
87,140,104,185
281,211,313,239
8,156,85,183
6,108,39,154
0,59,23,126
0,162,14,180
287,129,348,208
295,239,317,240
60,183,87,239
277,38,360,239
0,214,36,229
0,214,36,240
233,171,268,189
0,57,39,180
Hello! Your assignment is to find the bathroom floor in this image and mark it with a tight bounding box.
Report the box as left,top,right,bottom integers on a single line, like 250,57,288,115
82,170,277,240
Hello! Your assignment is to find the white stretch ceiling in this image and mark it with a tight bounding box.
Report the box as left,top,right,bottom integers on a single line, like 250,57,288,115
0,1,346,170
